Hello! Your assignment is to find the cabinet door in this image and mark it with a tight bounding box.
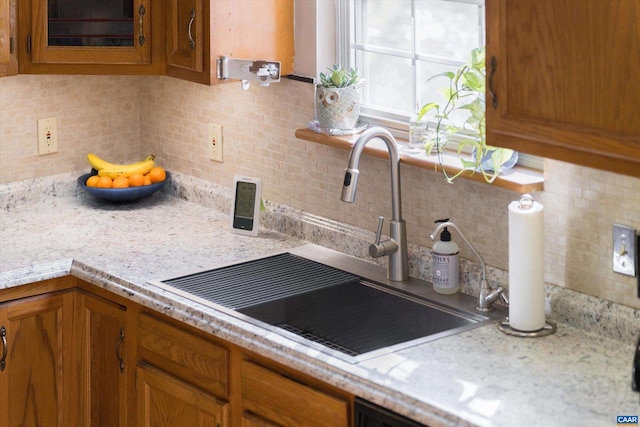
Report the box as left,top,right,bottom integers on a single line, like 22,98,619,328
137,363,230,427
18,0,164,74
76,291,130,427
0,0,18,76
486,0,640,177
165,0,204,73
138,312,229,398
241,360,349,427
0,291,75,427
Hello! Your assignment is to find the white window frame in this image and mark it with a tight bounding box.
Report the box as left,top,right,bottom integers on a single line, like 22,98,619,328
334,0,542,170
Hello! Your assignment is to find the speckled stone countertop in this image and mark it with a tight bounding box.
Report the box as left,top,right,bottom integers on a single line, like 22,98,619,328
1,171,639,427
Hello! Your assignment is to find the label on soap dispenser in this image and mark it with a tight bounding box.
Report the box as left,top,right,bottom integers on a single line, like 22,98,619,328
432,252,459,293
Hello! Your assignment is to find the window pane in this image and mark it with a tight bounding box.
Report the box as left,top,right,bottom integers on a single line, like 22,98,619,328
356,0,413,51
359,51,414,113
415,0,482,61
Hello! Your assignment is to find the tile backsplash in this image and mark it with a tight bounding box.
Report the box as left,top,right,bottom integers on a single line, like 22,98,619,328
1,74,639,309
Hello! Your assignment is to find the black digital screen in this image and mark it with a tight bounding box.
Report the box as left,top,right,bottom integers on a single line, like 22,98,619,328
233,181,256,230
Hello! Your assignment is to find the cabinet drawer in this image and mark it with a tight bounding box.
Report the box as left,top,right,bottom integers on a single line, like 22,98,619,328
138,313,229,398
241,360,349,427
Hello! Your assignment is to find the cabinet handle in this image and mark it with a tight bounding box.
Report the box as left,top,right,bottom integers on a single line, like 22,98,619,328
1,326,6,371
115,326,125,373
488,56,498,109
188,8,196,50
138,5,146,47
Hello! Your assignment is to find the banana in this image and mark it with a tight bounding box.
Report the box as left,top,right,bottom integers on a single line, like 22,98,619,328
87,153,155,171
97,157,156,179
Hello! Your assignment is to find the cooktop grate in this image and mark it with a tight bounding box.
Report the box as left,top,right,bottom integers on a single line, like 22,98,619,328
159,253,360,310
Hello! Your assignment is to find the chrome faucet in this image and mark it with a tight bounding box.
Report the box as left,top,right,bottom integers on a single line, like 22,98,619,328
430,221,508,311
341,127,409,281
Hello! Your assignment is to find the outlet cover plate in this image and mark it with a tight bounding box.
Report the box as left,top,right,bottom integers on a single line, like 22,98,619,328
37,117,58,155
613,223,637,277
208,123,223,162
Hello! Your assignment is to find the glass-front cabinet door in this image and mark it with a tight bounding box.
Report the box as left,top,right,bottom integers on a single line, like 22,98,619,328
19,0,162,73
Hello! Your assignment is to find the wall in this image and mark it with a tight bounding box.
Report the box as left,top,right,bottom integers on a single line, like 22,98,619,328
0,75,142,183
1,74,639,310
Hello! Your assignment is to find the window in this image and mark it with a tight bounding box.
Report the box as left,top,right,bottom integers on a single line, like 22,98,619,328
338,0,484,131
336,0,541,169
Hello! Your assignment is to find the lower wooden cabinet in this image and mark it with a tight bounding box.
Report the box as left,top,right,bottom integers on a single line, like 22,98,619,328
137,363,230,426
1,280,354,427
0,290,75,427
75,290,132,427
241,360,350,427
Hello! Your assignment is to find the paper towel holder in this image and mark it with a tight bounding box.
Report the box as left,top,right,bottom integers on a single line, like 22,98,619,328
498,318,557,337
499,193,557,337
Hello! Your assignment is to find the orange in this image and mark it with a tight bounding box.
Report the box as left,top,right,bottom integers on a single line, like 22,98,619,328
128,173,145,187
112,176,129,188
143,174,152,186
148,167,166,183
96,176,113,188
86,175,100,187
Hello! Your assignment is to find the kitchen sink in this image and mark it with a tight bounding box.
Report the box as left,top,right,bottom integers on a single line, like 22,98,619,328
149,244,503,363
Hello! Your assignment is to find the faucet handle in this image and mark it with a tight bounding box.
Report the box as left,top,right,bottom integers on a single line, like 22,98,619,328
369,216,398,258
374,216,384,245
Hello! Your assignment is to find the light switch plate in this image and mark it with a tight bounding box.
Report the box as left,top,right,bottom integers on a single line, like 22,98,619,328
613,224,637,277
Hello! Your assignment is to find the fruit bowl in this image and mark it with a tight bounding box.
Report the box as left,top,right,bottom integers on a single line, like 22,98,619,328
77,172,170,202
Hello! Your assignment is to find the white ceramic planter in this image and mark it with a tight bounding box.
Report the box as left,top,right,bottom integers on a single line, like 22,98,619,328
315,86,361,130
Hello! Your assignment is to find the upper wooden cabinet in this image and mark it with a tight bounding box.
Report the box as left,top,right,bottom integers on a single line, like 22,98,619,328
0,0,18,76
486,0,640,178
165,0,294,85
17,0,164,75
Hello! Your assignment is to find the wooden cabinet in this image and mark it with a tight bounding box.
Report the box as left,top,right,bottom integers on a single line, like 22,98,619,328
0,0,17,76
0,290,76,426
75,290,132,427
486,0,640,178
138,311,230,426
17,0,165,75
138,310,352,427
137,364,230,427
241,360,350,427
0,280,353,427
165,0,294,85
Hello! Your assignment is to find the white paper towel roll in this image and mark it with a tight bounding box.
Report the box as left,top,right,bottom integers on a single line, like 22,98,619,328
508,195,545,331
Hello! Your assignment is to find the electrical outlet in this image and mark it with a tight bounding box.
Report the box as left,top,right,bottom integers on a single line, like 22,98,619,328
37,117,58,155
613,223,637,277
208,123,223,162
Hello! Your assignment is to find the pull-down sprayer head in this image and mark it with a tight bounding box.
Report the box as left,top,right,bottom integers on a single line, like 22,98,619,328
341,168,359,202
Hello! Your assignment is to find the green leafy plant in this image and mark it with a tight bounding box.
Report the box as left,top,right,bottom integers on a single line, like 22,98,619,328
318,65,364,88
417,47,515,183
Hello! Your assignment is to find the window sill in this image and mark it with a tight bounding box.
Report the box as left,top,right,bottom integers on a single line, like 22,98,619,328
295,128,544,194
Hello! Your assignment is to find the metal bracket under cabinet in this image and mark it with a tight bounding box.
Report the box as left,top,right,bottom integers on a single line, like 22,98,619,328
216,56,281,90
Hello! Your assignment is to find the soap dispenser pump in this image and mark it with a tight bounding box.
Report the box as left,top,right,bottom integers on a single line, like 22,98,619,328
432,218,460,294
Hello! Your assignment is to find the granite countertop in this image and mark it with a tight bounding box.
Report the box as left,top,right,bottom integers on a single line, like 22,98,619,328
1,171,638,427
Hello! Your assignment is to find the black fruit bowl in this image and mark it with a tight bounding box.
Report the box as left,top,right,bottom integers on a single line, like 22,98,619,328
77,171,170,202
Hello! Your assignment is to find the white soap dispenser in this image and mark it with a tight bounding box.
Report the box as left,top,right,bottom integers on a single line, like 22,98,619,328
432,218,460,294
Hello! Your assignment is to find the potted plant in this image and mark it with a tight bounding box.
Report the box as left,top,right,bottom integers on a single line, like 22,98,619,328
315,65,364,130
418,47,517,183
